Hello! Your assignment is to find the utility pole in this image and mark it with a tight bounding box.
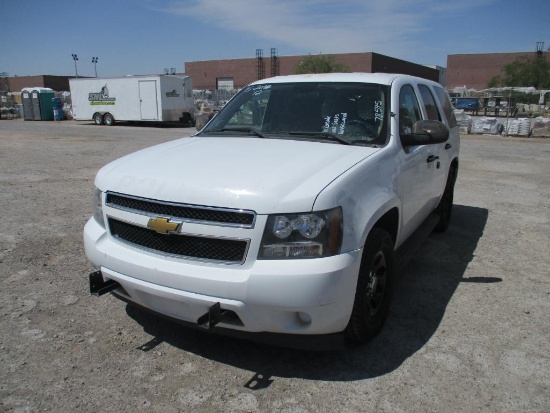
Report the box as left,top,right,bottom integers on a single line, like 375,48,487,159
92,57,98,77
536,42,544,59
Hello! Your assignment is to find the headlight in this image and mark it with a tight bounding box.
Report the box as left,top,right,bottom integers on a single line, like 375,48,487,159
92,187,105,229
259,207,342,259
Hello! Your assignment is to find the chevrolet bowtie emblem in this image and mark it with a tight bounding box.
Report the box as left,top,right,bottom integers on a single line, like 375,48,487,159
147,217,180,234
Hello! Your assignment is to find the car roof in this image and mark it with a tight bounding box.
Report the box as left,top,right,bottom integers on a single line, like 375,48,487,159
250,72,411,86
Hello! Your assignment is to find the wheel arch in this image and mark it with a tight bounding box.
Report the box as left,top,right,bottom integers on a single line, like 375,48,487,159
372,207,399,246
355,200,400,252
92,111,106,117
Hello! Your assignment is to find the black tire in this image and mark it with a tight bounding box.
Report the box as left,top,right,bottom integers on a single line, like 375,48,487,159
344,228,394,344
93,113,104,125
104,113,115,126
434,166,457,233
179,112,193,126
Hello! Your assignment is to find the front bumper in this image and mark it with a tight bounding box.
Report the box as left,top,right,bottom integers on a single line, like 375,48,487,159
84,217,362,336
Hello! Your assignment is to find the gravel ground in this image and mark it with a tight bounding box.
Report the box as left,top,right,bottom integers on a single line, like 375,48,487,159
0,120,549,413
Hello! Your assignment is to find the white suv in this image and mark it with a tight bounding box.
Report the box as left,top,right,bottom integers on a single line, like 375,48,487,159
85,73,459,347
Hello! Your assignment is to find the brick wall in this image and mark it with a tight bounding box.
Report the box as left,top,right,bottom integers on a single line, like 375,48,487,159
446,52,550,90
185,52,438,90
7,75,75,92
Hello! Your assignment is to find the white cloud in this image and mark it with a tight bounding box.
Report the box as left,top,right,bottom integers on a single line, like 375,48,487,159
162,0,494,60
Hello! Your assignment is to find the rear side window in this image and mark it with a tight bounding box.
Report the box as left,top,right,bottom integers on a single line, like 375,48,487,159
433,86,457,128
418,85,441,121
398,85,422,134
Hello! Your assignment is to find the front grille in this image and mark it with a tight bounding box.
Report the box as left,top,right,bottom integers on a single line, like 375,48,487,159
109,218,249,264
106,193,255,227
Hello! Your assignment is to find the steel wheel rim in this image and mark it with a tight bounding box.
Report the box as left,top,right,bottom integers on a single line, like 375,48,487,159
366,250,386,316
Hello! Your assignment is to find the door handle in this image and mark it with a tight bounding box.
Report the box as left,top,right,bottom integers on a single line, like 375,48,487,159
445,143,452,150
427,155,439,163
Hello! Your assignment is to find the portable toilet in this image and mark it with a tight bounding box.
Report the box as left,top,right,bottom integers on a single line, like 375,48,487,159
21,87,55,121
21,90,34,120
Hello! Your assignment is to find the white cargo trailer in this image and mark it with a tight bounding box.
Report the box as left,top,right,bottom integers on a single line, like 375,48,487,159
69,75,197,126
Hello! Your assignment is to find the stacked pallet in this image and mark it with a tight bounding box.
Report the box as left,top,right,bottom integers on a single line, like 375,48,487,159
505,118,531,136
531,117,550,137
471,117,503,135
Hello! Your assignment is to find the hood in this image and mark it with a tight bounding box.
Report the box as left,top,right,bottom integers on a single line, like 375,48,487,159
96,136,379,213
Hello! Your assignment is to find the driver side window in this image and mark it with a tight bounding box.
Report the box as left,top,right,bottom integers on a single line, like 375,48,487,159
399,85,422,134
228,101,257,126
227,90,270,127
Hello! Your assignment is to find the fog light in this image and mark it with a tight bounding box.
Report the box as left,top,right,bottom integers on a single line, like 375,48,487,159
297,312,311,324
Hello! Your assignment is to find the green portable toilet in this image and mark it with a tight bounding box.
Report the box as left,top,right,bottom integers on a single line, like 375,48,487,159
33,88,55,120
22,87,55,121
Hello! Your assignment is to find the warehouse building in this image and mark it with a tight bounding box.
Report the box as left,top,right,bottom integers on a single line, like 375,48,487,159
3,50,546,95
184,51,442,90
3,75,74,93
446,51,550,90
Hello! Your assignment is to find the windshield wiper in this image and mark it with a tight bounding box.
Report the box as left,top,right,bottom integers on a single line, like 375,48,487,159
287,131,351,145
207,126,268,139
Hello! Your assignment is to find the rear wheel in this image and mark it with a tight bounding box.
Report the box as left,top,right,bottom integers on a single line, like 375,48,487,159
104,113,115,126
344,228,394,344
93,113,104,125
434,166,457,233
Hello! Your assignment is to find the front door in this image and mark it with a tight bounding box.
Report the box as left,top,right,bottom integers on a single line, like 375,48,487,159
138,80,159,120
398,84,438,241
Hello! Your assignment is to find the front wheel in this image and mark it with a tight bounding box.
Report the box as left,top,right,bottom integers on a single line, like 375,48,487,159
344,228,394,344
93,113,104,125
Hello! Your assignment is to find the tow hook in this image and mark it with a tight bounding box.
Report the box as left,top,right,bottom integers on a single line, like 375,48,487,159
197,302,226,329
89,271,120,296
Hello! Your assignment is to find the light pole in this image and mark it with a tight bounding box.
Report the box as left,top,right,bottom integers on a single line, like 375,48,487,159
72,54,79,77
92,57,98,77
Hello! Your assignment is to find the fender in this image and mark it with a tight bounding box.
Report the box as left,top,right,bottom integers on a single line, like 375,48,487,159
313,145,402,252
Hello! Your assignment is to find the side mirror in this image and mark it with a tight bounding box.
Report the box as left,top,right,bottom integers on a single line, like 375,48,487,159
400,120,449,148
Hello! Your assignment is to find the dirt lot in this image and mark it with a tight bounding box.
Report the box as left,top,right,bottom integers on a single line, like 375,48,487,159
0,120,549,413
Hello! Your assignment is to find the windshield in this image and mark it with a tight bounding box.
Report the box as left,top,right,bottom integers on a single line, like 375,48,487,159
200,82,389,146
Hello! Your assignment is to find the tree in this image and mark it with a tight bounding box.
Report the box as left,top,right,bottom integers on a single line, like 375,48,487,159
488,56,550,89
294,54,350,74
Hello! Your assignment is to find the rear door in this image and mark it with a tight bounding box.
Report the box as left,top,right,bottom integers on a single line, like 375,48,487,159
417,84,447,199
433,85,459,177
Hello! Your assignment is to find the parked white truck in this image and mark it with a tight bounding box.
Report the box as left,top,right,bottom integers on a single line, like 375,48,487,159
85,73,460,348
69,75,197,126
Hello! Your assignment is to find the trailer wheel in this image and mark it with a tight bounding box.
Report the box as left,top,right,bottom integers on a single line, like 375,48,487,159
93,113,104,125
179,112,193,126
104,113,115,126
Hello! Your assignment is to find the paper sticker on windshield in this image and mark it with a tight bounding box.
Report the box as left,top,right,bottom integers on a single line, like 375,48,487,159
374,100,383,122
244,84,272,96
323,113,348,135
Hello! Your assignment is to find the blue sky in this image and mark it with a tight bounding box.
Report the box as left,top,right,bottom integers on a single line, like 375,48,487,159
3,0,549,78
